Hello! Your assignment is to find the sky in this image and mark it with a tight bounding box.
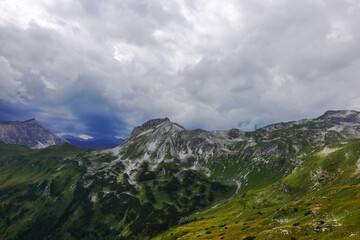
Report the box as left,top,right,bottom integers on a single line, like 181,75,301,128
0,0,360,139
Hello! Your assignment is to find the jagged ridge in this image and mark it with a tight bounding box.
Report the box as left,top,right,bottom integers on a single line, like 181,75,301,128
112,110,360,185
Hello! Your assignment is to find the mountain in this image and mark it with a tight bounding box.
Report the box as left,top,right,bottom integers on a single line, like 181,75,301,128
112,110,360,190
154,110,360,239
1,110,360,239
0,118,67,149
63,135,125,149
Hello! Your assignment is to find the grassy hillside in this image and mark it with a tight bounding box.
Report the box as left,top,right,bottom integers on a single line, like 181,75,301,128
153,140,360,239
2,111,360,239
0,143,90,239
0,142,236,239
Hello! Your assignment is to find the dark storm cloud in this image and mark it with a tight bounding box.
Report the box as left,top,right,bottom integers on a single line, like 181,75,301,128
0,0,359,136
0,100,35,121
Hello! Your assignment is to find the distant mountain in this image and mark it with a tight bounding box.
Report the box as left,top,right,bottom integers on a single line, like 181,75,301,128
63,135,125,149
2,110,360,239
0,118,66,149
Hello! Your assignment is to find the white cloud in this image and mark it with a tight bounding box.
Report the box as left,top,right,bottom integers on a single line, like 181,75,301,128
0,0,360,134
78,134,93,140
57,132,93,140
327,22,353,42
0,56,30,103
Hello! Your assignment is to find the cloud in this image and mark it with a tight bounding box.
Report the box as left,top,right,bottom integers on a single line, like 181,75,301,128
0,56,27,103
57,132,93,140
0,0,360,136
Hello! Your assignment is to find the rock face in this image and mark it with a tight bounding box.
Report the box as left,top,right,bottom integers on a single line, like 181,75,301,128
118,117,245,161
121,110,360,161
0,118,66,149
109,110,360,186
130,118,173,138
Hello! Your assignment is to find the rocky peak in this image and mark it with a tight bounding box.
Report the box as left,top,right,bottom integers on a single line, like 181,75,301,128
0,119,66,149
141,118,170,128
321,110,360,123
24,118,37,122
131,117,179,138
227,128,245,139
316,110,360,139
117,118,242,166
323,110,358,116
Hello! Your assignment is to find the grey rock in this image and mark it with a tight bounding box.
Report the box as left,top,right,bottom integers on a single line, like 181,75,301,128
0,119,66,149
178,216,189,225
281,183,290,192
42,184,51,196
158,167,166,177
227,128,245,139
130,118,172,138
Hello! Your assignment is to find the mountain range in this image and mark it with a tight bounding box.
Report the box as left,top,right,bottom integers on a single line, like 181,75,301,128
1,110,360,239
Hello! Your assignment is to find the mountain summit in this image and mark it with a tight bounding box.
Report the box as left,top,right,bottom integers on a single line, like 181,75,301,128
115,117,245,165
0,118,66,149
130,117,173,137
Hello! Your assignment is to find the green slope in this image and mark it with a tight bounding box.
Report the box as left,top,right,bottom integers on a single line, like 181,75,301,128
0,143,90,239
0,142,236,239
2,111,360,239
153,140,360,240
